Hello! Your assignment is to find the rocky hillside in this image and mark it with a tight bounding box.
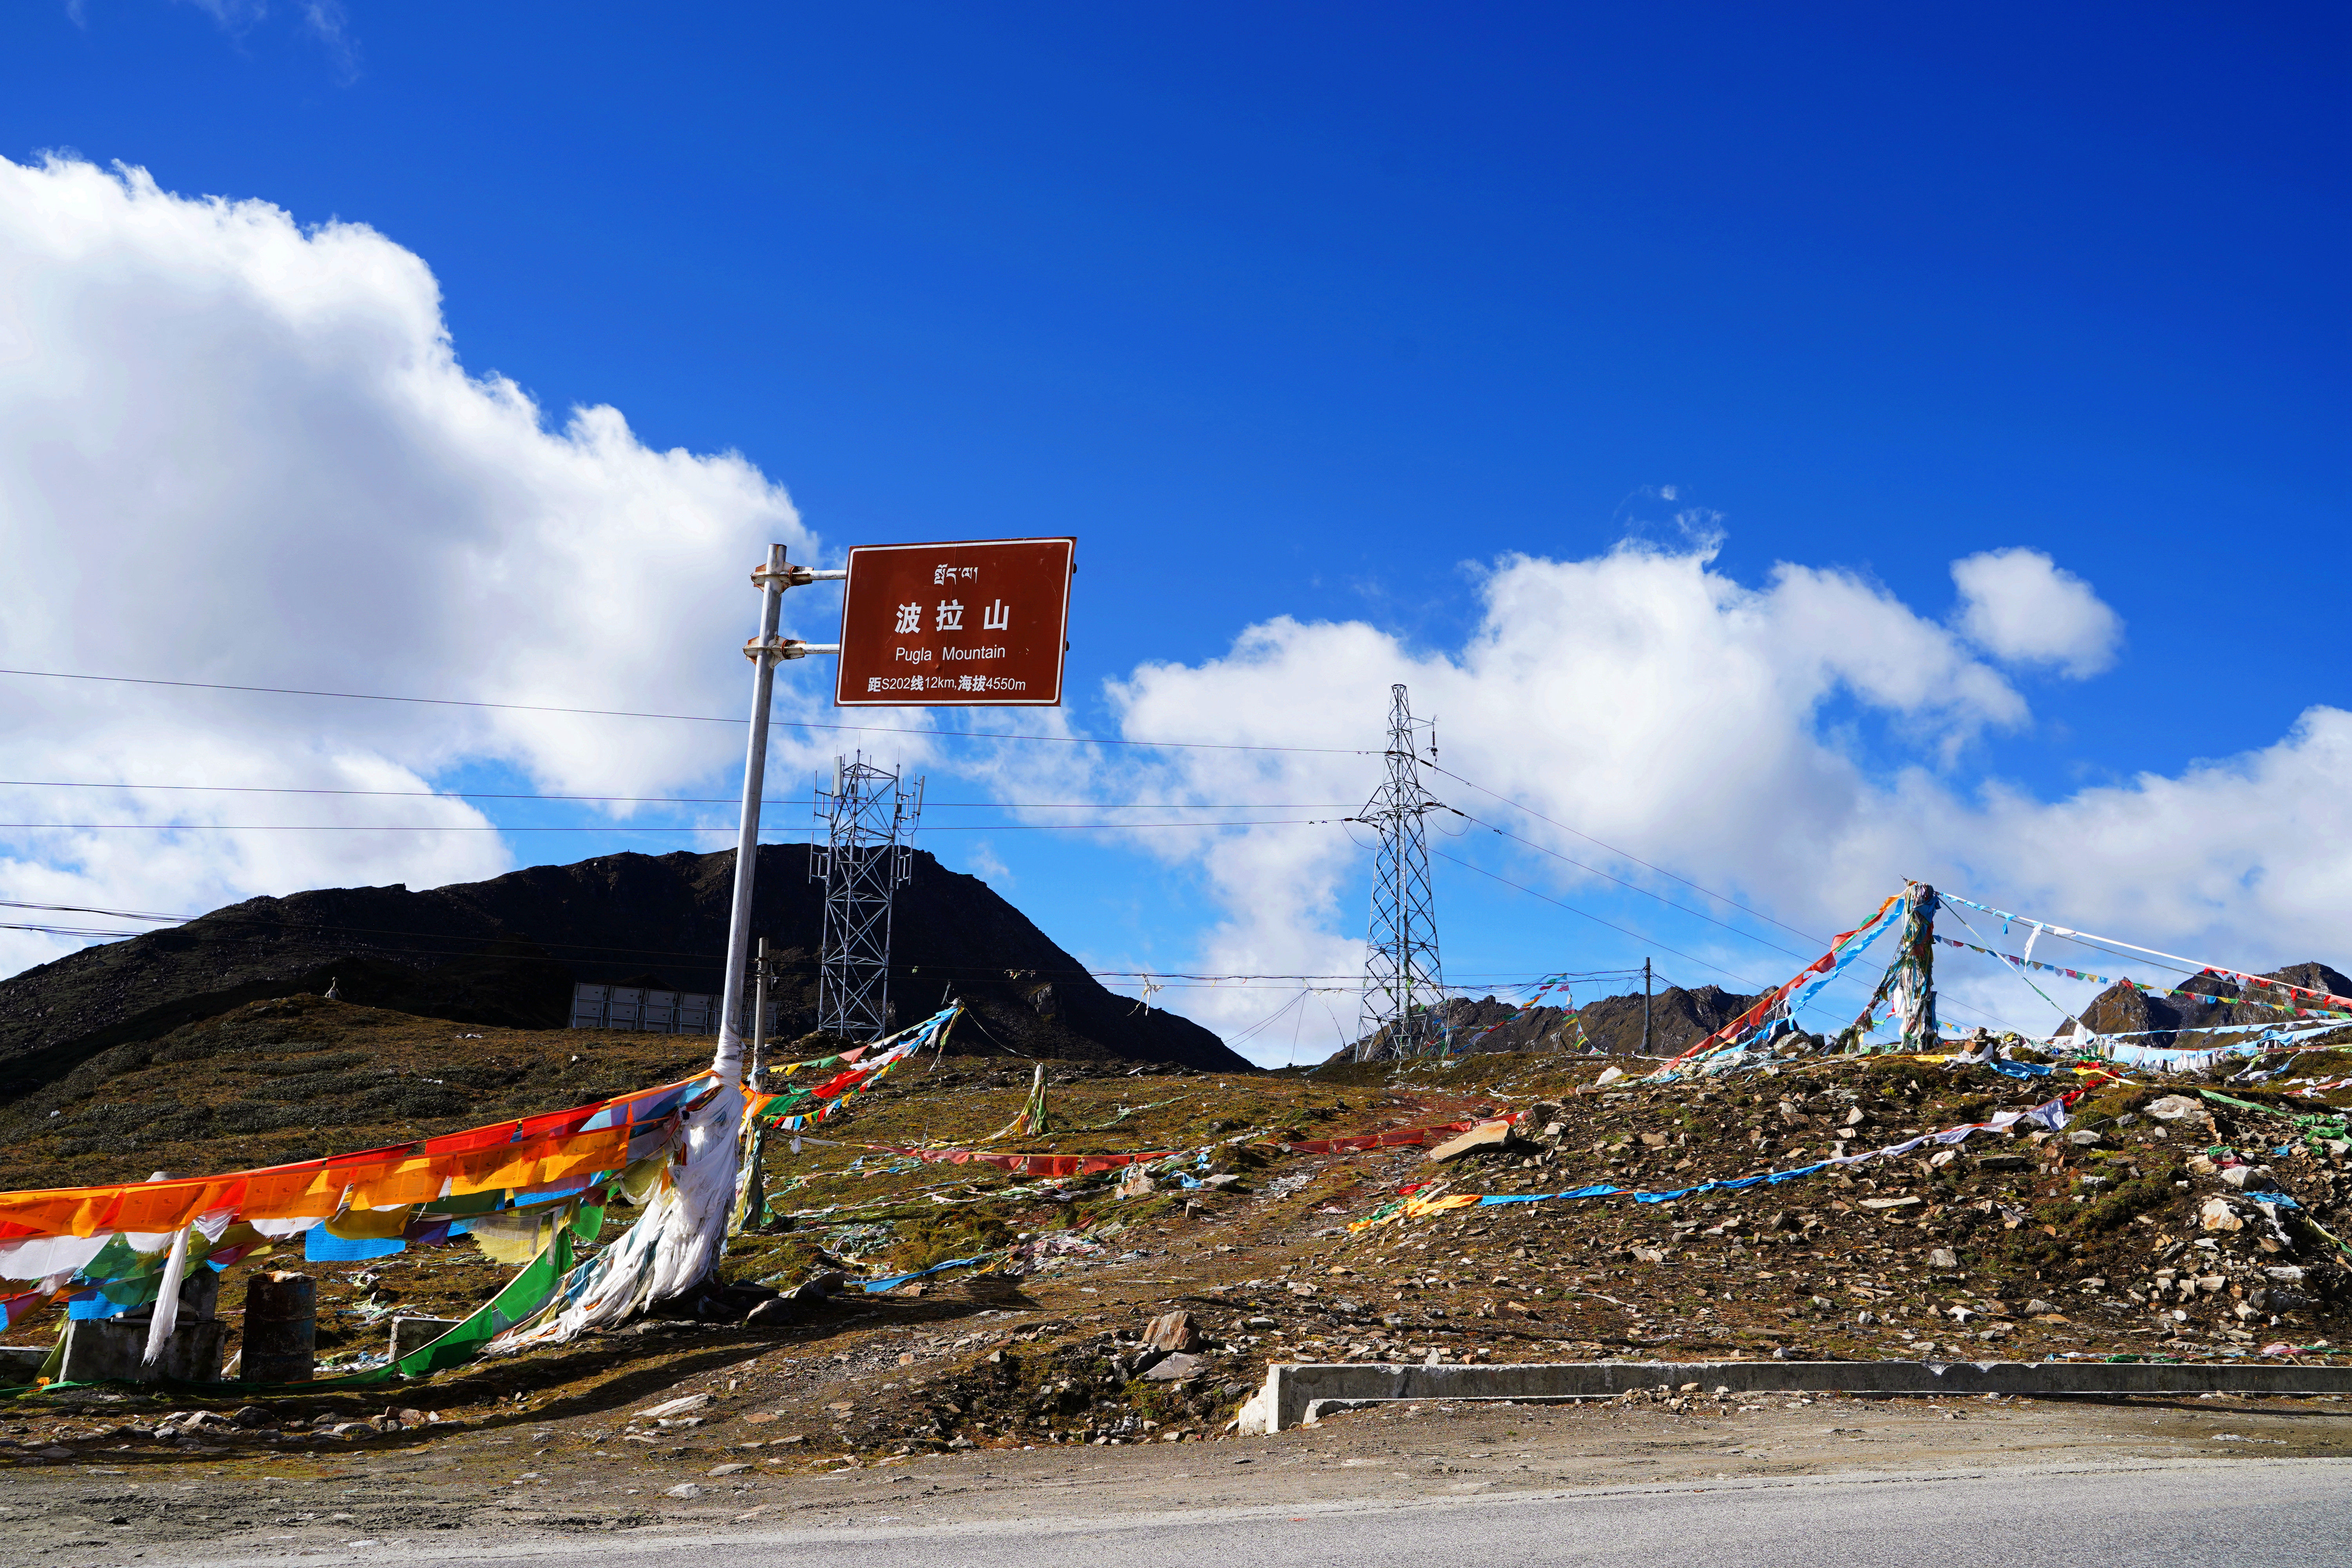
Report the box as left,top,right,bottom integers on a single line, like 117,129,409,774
1337,983,1763,1062
2075,962,2352,1047
0,846,1249,1094
11,1040,2352,1479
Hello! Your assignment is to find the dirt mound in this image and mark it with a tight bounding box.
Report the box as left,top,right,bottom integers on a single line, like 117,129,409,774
0,845,1248,1096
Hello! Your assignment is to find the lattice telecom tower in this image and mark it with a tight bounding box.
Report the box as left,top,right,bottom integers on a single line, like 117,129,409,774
1356,683,1448,1060
811,753,922,1039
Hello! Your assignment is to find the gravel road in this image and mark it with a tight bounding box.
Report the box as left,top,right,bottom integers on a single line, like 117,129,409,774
9,1394,2349,1566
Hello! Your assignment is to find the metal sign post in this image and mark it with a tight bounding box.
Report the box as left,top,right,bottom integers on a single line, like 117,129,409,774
714,535,1076,1053
715,546,787,1086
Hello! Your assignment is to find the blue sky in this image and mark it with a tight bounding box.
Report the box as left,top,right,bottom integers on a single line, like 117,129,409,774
3,3,2347,1059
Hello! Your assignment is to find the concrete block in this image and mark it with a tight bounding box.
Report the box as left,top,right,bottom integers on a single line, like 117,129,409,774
58,1319,227,1385
0,1345,48,1383
389,1316,464,1362
1232,1357,2352,1433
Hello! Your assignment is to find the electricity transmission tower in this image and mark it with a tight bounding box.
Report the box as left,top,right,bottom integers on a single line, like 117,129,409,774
811,753,922,1039
1356,683,1447,1060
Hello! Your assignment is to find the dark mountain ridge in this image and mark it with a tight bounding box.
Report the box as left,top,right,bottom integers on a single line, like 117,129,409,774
1333,982,1765,1063
2073,961,2352,1048
0,846,1250,1096
1334,958,2352,1065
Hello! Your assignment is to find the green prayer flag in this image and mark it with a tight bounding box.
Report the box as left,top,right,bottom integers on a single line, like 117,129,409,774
394,1227,574,1377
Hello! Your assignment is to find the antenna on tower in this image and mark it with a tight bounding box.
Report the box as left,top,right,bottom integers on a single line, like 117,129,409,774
1356,683,1446,1061
811,752,923,1039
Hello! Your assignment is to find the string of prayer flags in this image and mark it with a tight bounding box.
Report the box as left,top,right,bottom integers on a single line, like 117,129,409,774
1459,975,1589,1053
2127,978,2352,1022
1653,891,1909,1077
748,1006,956,1131
1352,1089,2084,1232
1936,935,2110,985
1942,892,2352,1018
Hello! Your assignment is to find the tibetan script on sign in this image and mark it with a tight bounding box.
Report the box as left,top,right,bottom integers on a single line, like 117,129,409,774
835,537,1075,707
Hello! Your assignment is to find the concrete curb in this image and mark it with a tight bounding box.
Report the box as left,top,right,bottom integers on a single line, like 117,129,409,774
1232,1359,2352,1432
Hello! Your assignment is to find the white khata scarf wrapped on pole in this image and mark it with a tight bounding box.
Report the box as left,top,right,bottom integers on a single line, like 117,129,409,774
491,543,796,1352
490,1067,745,1350
140,1199,234,1369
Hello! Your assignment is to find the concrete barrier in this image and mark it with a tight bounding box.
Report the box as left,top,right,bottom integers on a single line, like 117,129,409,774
389,1316,465,1362
1233,1358,2352,1433
56,1319,226,1385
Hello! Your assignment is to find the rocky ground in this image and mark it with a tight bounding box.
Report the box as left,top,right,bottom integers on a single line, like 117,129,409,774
4,1390,2352,1560
7,1001,2352,1548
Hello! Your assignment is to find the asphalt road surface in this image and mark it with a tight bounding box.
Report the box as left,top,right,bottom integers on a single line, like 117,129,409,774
194,1459,2347,1568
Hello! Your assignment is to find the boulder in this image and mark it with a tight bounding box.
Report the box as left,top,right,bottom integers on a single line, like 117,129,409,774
1141,1310,1203,1353
1428,1120,1519,1163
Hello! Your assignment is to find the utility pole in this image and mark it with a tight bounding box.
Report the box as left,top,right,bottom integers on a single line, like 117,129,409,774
714,545,844,1086
717,550,842,1249
1642,957,1651,1056
1355,683,1446,1061
813,753,922,1039
714,546,787,1088
748,936,771,1091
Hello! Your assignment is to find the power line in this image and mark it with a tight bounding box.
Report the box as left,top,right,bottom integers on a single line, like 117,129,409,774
1428,762,1829,948
0,898,187,923
1454,809,1815,966
0,667,1368,756
1432,848,1768,993
4,893,1557,986
1432,846,2020,1034
0,818,1345,833
0,920,153,939
0,780,1357,809
1430,764,2021,1033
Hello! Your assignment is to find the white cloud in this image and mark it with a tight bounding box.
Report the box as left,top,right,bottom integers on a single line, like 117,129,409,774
1093,543,2344,1056
1951,546,2122,677
956,841,1014,886
0,155,856,976
4,154,2333,1070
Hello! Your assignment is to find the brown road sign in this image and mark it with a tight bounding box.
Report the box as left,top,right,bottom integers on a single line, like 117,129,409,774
835,537,1075,707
